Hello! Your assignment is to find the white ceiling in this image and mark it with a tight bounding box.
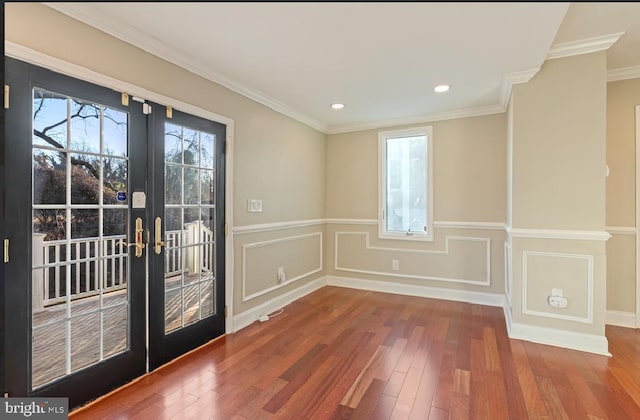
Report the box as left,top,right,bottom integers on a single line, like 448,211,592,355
43,2,640,134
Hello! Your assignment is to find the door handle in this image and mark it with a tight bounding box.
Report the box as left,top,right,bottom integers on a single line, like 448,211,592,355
155,216,165,255
118,217,145,258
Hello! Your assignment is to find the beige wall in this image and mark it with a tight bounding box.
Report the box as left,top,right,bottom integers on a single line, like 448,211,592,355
606,77,640,315
326,114,507,222
326,114,507,295
5,3,327,316
511,52,607,231
607,78,640,227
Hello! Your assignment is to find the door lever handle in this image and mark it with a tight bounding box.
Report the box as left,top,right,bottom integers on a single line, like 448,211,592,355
118,241,144,249
154,217,165,255
118,217,145,258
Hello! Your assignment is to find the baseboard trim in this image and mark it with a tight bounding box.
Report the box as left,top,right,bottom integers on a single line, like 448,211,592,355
508,321,611,356
232,276,327,332
326,275,505,307
606,310,637,328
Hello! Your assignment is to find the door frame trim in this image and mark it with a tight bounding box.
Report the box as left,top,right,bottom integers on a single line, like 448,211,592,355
636,105,640,328
5,41,236,333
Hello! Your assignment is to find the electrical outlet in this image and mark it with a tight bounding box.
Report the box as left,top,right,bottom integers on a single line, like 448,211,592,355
392,259,399,271
548,295,568,308
247,199,263,213
277,266,286,283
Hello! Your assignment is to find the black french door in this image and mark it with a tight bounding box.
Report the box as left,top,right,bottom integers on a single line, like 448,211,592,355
3,57,226,408
147,106,226,369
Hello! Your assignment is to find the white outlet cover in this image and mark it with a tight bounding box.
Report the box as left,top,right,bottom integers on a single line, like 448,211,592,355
548,295,568,308
247,199,263,213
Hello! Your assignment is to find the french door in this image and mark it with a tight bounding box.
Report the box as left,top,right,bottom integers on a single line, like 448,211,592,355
148,102,226,369
3,57,226,408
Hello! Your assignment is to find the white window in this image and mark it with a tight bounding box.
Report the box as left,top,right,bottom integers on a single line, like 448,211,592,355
378,126,433,241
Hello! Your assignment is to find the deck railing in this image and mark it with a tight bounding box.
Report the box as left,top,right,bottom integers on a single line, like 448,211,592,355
33,221,215,311
165,220,215,276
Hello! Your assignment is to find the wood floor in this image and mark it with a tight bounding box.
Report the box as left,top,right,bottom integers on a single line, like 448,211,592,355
70,286,640,419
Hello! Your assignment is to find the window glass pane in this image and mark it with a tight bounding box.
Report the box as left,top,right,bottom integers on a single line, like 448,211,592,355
183,128,200,166
33,90,67,149
103,304,129,358
71,153,100,204
70,100,101,153
33,209,66,241
103,157,128,205
201,133,215,169
165,124,182,164
165,165,182,204
103,209,127,237
103,108,128,157
184,168,200,205
71,209,99,239
201,170,215,205
34,149,66,205
385,135,427,233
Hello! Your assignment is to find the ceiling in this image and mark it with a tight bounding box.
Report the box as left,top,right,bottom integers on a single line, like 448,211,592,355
43,2,640,134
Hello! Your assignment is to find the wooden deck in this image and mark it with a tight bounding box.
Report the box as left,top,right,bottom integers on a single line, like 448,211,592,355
32,273,215,388
69,286,640,419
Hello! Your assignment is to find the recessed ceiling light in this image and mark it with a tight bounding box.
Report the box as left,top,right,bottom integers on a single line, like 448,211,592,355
331,103,345,110
434,85,450,93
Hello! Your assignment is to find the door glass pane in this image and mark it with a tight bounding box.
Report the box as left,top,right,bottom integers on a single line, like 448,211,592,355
70,153,100,204
33,149,67,205
70,99,100,153
103,157,128,205
33,90,67,149
103,108,128,157
31,88,131,389
164,122,217,334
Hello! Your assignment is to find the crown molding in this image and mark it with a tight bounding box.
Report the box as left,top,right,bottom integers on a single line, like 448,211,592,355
546,32,625,61
326,103,505,135
499,67,541,110
607,65,640,82
42,3,328,134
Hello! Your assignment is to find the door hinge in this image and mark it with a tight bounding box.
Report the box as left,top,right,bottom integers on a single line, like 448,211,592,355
225,140,228,154
166,106,173,119
224,305,228,318
143,103,152,114
4,85,9,109
3,238,9,263
121,92,129,106
224,223,228,236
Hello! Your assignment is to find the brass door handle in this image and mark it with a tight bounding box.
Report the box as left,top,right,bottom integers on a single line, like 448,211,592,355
155,217,165,255
118,217,145,258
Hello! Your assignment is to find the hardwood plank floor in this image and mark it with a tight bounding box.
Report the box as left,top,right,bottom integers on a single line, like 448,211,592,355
70,286,640,419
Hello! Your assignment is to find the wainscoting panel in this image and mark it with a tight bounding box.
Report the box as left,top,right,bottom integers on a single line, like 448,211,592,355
334,231,491,286
522,250,593,323
242,232,323,301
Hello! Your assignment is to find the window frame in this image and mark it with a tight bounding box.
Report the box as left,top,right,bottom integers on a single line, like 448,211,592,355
378,125,434,242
